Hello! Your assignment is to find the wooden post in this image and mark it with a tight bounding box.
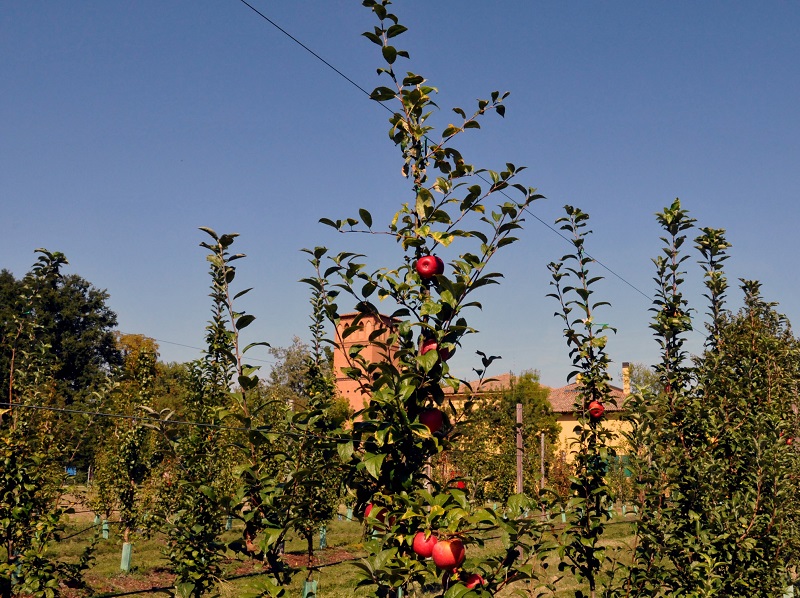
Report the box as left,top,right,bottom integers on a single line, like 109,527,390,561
516,403,523,494
540,431,546,490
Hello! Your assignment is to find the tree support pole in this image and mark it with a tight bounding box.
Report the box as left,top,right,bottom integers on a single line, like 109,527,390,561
516,403,523,494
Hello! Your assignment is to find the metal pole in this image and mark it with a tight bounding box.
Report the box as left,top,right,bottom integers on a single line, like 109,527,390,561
516,403,523,494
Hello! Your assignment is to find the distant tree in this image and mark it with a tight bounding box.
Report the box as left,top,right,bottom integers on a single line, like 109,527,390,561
37,273,121,401
445,370,560,501
265,337,313,409
1,251,96,597
0,257,121,470
152,361,191,417
626,362,658,394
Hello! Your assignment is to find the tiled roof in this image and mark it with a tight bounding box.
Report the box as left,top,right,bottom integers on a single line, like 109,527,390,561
547,383,626,413
445,373,626,414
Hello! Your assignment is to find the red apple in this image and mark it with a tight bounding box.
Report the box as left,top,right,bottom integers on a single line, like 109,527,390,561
412,531,438,558
455,480,467,490
464,573,485,589
364,503,385,522
788,437,794,445
416,255,444,279
432,538,466,571
420,337,451,361
419,408,445,434
588,400,605,419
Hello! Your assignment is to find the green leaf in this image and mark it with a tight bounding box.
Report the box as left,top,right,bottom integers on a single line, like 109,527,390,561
319,217,340,229
417,348,439,373
359,208,373,228
235,314,256,330
443,125,460,137
338,440,354,462
362,31,382,45
382,45,398,64
364,453,386,479
243,341,270,352
386,24,407,38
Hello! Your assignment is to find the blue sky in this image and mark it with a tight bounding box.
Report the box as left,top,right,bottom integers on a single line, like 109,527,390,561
2,1,799,388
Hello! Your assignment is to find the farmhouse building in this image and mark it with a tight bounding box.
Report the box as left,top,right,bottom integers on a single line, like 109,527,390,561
332,312,632,453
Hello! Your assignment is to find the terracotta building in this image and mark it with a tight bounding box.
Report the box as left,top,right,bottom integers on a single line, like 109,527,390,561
331,313,633,453
333,312,397,413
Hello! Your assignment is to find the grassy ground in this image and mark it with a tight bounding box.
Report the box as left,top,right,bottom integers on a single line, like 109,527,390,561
47,508,639,597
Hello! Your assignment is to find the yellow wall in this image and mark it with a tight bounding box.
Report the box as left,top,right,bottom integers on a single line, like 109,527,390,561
555,413,631,460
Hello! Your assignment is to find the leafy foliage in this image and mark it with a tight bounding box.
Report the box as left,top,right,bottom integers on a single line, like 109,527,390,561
1,250,96,598
547,206,619,598
622,200,800,597
312,1,547,595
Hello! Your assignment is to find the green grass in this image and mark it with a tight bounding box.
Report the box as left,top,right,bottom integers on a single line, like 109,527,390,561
47,511,639,596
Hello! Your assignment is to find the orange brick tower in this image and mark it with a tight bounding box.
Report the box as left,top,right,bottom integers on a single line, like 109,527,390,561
333,312,397,413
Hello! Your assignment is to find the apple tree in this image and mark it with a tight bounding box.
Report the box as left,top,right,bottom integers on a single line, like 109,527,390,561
621,201,800,597
310,1,553,596
547,206,621,598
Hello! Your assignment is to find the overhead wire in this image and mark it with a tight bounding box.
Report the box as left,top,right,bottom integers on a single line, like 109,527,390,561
118,332,277,366
233,0,655,307
76,0,668,364
3,5,690,430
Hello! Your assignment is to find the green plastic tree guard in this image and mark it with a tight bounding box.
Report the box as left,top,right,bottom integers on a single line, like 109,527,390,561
102,519,109,539
120,542,132,572
319,525,327,549
302,579,317,598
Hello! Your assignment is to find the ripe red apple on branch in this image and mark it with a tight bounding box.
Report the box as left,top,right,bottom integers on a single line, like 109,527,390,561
432,537,466,571
420,337,452,361
464,573,486,589
415,255,444,279
588,400,605,419
364,503,385,523
419,408,445,434
412,531,438,558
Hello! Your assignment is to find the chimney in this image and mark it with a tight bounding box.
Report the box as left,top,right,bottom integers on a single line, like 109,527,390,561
622,362,631,395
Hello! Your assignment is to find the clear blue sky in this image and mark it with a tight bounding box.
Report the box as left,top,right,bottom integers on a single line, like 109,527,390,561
2,1,799,388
